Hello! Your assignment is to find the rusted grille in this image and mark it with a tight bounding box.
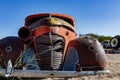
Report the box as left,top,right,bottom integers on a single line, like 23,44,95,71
36,33,64,70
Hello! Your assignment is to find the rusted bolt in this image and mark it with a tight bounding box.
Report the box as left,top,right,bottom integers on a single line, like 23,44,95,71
65,31,69,36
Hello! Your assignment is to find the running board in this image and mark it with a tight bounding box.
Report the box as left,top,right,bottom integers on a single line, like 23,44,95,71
0,69,110,78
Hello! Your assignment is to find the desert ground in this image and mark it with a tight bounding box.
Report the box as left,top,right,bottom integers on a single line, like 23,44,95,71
42,53,120,80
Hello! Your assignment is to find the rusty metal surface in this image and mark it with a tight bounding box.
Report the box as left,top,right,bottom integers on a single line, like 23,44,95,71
18,13,76,70
25,13,75,27
36,33,64,70
66,36,107,71
0,37,24,68
0,13,110,79
18,13,108,71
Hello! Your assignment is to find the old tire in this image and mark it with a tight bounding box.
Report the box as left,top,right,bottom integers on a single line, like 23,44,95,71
110,35,120,49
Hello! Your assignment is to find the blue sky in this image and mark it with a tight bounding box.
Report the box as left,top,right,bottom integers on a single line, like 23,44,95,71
0,0,120,38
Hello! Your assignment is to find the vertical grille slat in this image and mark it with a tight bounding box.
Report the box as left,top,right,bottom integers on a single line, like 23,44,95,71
36,33,64,70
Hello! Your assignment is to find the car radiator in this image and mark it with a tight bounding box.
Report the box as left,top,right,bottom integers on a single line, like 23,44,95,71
36,33,65,70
